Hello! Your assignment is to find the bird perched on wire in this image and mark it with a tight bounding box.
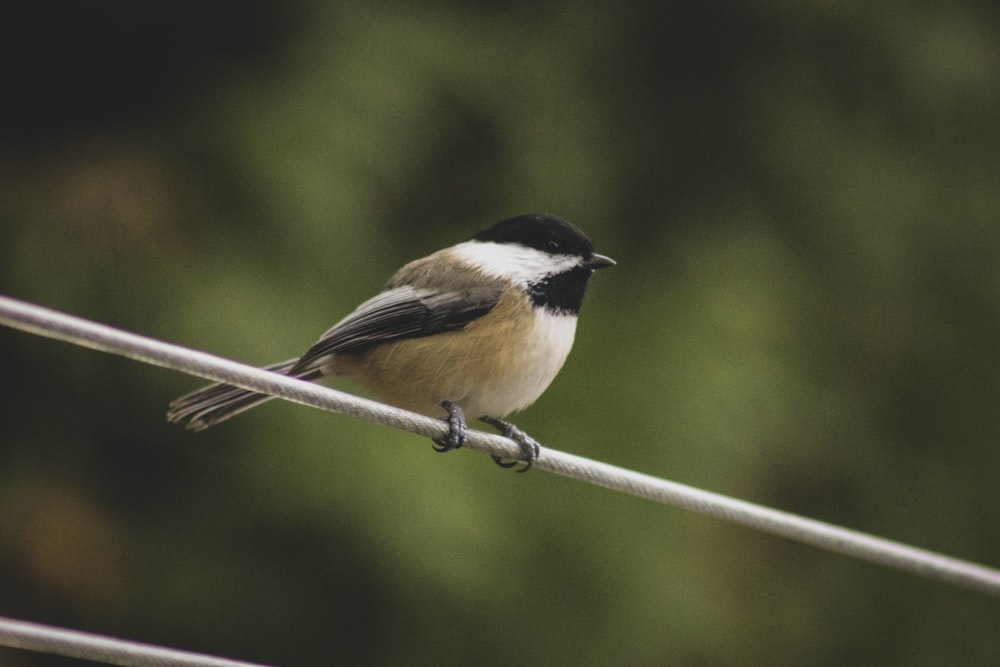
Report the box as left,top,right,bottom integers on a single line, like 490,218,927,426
167,213,614,471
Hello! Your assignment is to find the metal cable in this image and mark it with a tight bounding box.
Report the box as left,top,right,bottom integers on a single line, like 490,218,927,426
0,616,273,667
2,294,999,603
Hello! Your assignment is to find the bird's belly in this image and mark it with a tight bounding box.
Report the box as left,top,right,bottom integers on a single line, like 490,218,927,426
334,310,578,419
460,310,578,418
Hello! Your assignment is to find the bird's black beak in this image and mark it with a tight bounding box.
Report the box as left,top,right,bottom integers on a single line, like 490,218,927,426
584,253,616,269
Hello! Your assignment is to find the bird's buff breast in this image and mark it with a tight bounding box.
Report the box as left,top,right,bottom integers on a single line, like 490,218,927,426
329,296,578,419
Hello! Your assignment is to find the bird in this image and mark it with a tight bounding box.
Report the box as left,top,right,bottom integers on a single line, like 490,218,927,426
167,213,614,471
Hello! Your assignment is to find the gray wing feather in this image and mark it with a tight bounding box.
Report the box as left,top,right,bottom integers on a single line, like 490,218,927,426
291,284,501,373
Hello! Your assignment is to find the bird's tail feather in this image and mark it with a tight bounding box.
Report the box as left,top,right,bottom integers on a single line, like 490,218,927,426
167,358,321,431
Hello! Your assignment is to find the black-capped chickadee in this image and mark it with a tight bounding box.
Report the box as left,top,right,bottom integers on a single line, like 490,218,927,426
167,213,614,471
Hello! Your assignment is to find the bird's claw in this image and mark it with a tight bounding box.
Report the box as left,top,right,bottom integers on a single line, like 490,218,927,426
432,404,540,472
432,400,467,452
480,417,540,473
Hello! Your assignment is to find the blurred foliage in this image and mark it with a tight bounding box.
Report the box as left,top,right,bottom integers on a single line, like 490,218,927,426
2,1,1000,665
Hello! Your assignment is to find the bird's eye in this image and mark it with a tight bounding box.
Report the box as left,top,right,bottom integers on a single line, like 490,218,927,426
545,240,560,253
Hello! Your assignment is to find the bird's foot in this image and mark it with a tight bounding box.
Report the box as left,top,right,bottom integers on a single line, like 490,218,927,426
432,400,467,453
479,417,540,473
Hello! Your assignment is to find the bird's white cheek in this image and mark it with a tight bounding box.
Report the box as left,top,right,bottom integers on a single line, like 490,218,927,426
450,241,581,285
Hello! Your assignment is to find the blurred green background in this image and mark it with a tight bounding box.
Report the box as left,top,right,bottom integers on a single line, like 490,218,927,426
2,2,1000,665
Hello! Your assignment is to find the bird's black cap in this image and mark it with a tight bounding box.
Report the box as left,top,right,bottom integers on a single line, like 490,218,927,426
473,213,599,260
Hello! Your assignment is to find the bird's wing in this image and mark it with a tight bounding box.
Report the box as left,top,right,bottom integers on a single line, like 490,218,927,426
291,284,502,372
